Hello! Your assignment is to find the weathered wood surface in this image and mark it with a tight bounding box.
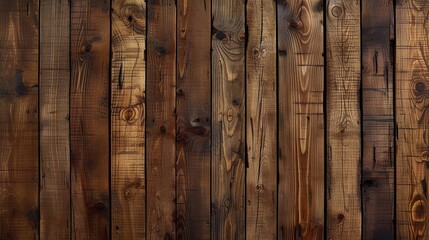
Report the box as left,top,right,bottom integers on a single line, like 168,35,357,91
211,0,246,239
40,0,70,239
325,0,361,239
396,0,429,239
70,0,110,238
361,0,395,239
146,0,176,239
176,0,211,239
111,0,146,239
246,0,277,239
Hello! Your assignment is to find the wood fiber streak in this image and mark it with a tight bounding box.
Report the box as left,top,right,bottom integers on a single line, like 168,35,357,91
40,0,70,239
211,0,246,239
146,0,176,239
396,0,429,239
70,0,110,239
325,0,361,239
246,0,277,239
361,0,395,239
111,0,146,239
0,0,39,239
176,0,211,239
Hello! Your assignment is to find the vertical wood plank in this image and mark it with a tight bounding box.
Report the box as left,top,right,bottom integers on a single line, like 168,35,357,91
70,0,110,239
361,0,395,238
39,0,70,239
0,1,39,239
176,0,211,239
211,0,246,238
111,0,146,239
146,0,176,238
246,0,277,239
396,0,429,238
325,0,361,239
277,0,325,239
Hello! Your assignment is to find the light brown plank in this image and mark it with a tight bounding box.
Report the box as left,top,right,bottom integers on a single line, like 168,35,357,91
325,0,361,239
70,0,110,238
0,1,39,239
39,0,70,239
176,0,211,239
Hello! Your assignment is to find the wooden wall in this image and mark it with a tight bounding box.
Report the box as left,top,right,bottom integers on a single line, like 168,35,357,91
0,0,426,239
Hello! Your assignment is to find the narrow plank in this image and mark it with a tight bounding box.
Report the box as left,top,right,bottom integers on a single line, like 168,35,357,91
396,0,429,238
325,0,361,239
70,0,110,238
246,0,277,239
146,0,176,238
176,0,211,239
39,0,70,239
111,0,146,239
361,0,395,238
211,0,246,238
277,0,324,239
0,1,39,239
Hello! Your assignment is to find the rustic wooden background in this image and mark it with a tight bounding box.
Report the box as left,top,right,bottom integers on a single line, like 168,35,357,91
0,0,426,239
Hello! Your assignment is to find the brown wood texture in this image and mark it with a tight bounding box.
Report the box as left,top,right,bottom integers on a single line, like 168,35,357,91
0,0,39,239
211,0,246,239
396,0,429,239
70,0,110,239
277,0,325,239
325,0,361,239
40,0,70,239
246,0,277,239
111,0,146,239
146,0,176,239
361,0,395,239
176,0,211,239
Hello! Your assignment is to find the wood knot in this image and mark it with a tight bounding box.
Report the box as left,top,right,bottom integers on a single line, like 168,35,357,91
223,199,231,208
82,43,93,53
120,107,137,124
255,184,264,193
289,20,302,29
177,88,184,96
215,31,226,40
232,99,240,106
227,108,234,122
411,195,427,223
155,45,167,55
337,213,345,222
331,6,343,17
159,125,167,134
414,81,426,96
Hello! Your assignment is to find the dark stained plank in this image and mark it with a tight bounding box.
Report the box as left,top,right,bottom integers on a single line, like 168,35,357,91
176,0,211,239
325,0,361,239
111,0,146,239
39,0,70,239
211,0,245,239
361,0,395,238
277,0,325,239
246,0,277,239
0,0,39,239
146,0,176,238
70,0,110,239
396,0,429,238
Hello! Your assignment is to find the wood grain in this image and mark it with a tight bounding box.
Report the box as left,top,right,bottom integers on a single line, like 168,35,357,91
211,0,246,239
111,0,146,239
246,0,277,239
146,0,176,239
325,0,361,239
70,0,110,239
176,0,211,239
361,0,395,239
396,0,429,238
277,0,325,239
39,0,70,239
0,1,39,239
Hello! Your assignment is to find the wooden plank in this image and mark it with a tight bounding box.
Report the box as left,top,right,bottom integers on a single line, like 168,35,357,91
277,0,324,239
111,0,146,239
0,1,39,239
176,0,211,239
396,0,429,238
325,0,361,239
211,0,245,238
39,0,70,239
246,0,277,239
361,0,395,238
70,0,110,239
146,0,176,238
